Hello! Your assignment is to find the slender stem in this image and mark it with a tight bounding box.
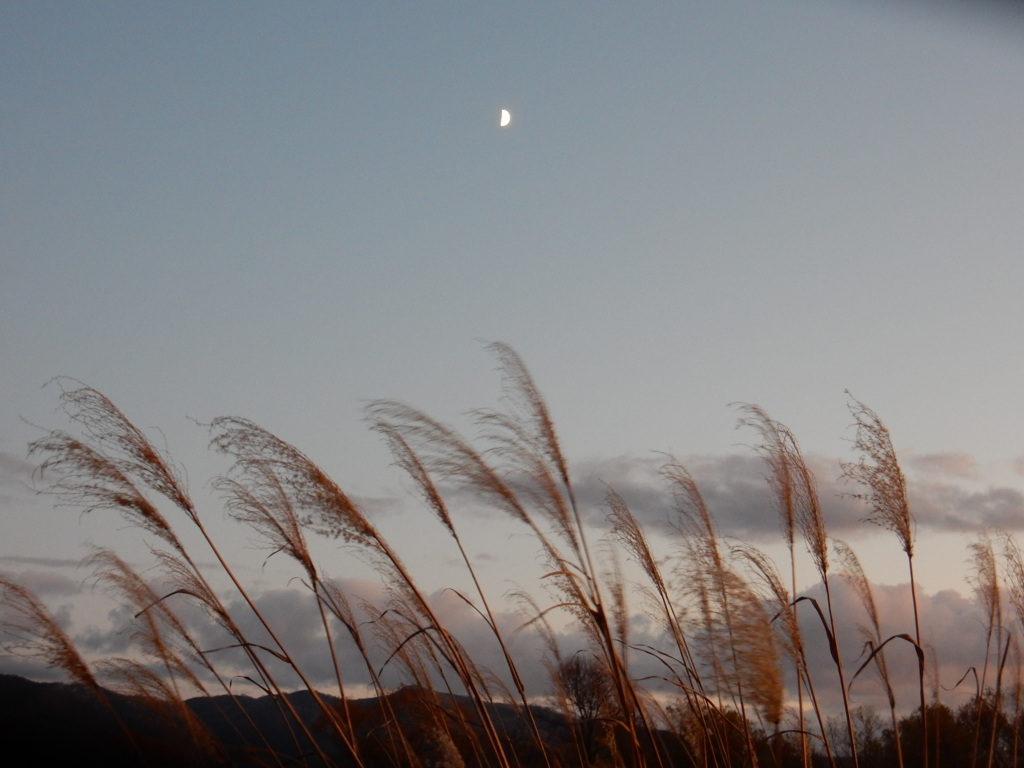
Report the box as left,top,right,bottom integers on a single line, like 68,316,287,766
822,575,859,768
790,545,810,768
908,555,929,768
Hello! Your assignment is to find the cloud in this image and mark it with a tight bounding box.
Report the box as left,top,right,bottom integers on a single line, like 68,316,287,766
351,494,406,520
570,452,1024,540
793,579,986,717
75,607,137,656
149,575,564,699
904,452,981,481
0,452,34,479
0,568,78,597
571,453,865,541
0,555,83,571
909,482,1024,531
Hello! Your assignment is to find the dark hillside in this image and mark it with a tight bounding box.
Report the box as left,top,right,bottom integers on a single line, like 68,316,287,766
0,674,581,768
0,673,219,767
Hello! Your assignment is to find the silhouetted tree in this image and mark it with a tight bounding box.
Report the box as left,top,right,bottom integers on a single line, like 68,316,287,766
557,653,615,765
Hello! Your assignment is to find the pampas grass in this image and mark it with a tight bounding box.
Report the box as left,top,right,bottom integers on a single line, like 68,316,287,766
4,348,1024,768
842,393,925,768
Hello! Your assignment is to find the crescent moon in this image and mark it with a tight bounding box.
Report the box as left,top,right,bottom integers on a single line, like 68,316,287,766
499,109,511,127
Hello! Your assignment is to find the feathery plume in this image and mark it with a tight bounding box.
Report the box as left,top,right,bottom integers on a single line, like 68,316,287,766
842,394,914,557
45,380,194,516
0,574,100,692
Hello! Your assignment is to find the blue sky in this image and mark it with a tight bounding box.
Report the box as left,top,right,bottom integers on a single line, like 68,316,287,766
3,1,1024,707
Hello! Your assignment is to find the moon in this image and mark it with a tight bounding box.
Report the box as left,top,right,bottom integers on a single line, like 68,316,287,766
499,109,511,127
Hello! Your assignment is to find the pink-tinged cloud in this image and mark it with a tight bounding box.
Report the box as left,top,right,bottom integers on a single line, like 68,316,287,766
794,579,987,717
0,567,77,597
904,452,982,481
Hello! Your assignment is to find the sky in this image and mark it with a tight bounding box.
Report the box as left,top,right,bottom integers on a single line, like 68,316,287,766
3,0,1024,715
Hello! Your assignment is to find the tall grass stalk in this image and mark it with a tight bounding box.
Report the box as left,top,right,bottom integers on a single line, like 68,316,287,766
366,344,654,767
756,410,860,768
480,342,658,765
842,393,924,768
834,539,903,768
734,544,834,768
967,533,1003,768
369,418,552,767
607,488,721,765
667,463,770,767
735,405,809,768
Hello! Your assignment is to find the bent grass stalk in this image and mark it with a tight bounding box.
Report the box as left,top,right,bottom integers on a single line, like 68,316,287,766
967,532,1003,768
735,403,810,768
666,462,767,766
842,392,924,768
834,539,904,768
734,544,834,768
